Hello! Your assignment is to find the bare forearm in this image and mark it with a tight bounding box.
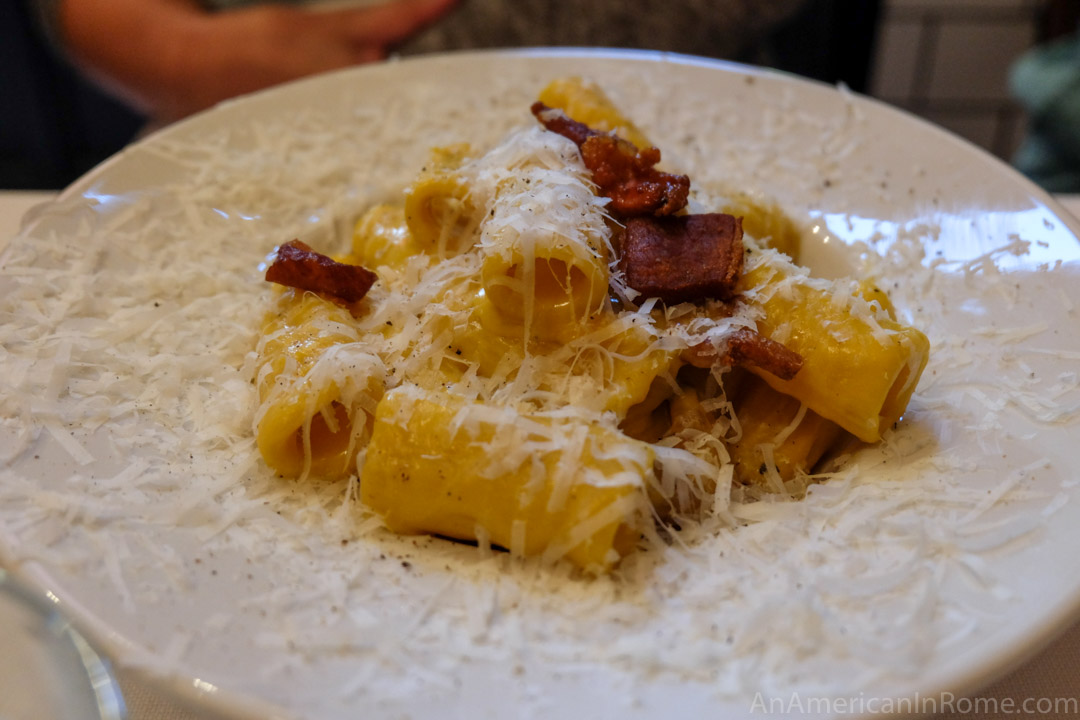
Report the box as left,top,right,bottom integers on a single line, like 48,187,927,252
58,0,206,118
54,0,458,124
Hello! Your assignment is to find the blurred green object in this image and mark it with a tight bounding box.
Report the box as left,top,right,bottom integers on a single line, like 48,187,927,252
1011,32,1080,193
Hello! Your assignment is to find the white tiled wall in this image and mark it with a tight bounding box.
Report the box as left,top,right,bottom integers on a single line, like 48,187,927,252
869,0,1045,159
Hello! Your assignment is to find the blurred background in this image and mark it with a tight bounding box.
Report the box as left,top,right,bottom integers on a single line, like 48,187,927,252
871,0,1074,162
1,0,1077,191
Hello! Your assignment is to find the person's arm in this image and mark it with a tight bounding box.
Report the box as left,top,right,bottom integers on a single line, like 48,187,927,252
56,0,457,123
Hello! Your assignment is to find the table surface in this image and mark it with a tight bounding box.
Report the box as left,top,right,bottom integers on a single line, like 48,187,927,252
2,191,1079,720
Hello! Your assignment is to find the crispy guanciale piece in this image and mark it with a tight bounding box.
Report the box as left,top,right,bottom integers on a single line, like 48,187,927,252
581,136,690,217
265,239,377,304
531,102,689,217
530,101,600,145
620,213,744,304
684,328,804,381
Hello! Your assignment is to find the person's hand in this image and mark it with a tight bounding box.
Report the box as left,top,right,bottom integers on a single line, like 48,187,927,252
60,0,459,123
184,0,459,117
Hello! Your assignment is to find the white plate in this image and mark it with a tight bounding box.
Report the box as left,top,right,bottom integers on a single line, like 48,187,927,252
2,50,1080,720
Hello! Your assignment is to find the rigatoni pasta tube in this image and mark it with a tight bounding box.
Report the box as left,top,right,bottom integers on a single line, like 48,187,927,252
403,144,476,253
537,76,652,149
474,127,613,341
361,385,652,572
728,376,845,487
254,291,383,478
720,193,803,261
350,203,414,271
738,242,930,443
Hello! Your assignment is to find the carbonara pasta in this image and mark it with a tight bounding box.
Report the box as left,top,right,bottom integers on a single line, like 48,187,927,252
252,78,930,573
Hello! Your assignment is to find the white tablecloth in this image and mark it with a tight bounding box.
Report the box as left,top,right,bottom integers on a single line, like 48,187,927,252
2,192,1079,720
